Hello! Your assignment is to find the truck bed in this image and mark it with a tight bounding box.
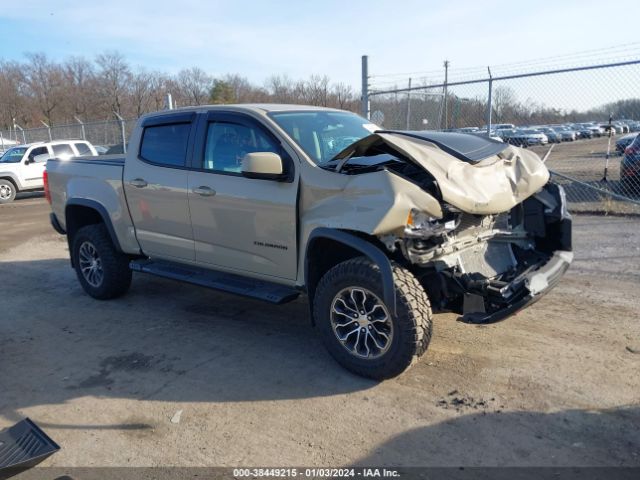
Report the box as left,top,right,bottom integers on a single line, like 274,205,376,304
46,155,140,254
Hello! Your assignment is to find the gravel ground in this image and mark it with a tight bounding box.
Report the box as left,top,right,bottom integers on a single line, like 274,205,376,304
0,198,639,468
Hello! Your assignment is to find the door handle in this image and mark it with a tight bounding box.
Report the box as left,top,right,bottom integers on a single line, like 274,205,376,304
129,178,148,188
193,186,216,197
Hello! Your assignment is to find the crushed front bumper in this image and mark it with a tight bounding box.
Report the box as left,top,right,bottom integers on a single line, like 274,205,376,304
462,249,573,324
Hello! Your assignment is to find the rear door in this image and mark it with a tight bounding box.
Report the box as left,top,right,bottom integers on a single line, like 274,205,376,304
187,112,299,280
124,112,197,262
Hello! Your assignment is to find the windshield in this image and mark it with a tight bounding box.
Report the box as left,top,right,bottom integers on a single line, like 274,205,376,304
269,111,379,164
0,147,27,163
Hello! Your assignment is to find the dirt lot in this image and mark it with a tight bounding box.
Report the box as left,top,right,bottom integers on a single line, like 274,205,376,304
1,197,639,468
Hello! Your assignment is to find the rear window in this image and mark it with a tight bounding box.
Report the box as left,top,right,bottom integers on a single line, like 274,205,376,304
74,142,92,156
52,144,74,157
140,123,191,167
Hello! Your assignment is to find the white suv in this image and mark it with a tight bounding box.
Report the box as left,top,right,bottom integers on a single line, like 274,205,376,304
0,140,97,203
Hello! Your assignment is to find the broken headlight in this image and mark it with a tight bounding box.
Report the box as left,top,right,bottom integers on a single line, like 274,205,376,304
404,209,459,238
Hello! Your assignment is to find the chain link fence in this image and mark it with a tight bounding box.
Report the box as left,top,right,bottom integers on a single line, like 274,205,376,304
0,118,137,152
368,58,640,215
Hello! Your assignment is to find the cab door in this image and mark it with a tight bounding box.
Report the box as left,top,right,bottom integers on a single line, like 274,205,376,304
21,145,50,189
123,112,197,262
187,112,299,280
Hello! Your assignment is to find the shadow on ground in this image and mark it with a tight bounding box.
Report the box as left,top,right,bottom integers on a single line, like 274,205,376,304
354,406,640,467
0,257,377,428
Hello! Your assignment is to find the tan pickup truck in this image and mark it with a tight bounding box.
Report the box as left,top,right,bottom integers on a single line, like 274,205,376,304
45,104,572,379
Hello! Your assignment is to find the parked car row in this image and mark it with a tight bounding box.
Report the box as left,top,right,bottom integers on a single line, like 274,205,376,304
449,119,640,147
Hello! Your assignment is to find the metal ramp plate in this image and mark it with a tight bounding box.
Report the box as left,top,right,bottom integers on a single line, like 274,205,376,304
0,418,60,478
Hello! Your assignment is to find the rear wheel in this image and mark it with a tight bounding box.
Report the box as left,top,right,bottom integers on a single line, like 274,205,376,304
72,224,132,299
313,257,432,380
0,179,16,204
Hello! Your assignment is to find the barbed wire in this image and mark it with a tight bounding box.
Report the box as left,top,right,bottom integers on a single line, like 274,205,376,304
369,43,640,89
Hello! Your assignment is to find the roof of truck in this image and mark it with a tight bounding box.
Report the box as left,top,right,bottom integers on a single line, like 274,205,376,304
144,104,346,117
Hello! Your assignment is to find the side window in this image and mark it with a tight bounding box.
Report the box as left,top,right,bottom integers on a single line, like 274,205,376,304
140,123,191,167
203,121,279,173
29,146,49,162
74,142,92,156
52,144,74,158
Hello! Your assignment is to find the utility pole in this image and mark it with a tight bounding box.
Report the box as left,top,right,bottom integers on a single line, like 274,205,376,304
443,60,449,130
405,77,412,130
361,55,370,119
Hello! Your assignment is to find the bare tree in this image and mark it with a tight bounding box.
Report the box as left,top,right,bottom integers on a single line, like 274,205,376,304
63,56,97,119
331,82,354,109
222,74,268,103
130,69,154,117
95,51,131,116
24,53,65,124
492,86,517,123
306,75,330,106
0,61,27,129
148,72,171,111
265,75,294,103
176,67,212,106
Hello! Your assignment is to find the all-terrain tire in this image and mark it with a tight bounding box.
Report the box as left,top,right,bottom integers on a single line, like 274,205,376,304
313,256,432,380
72,224,132,300
0,179,17,204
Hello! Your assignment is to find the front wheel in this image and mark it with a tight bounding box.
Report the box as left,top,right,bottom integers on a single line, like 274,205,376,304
313,257,432,380
72,224,132,299
0,179,16,204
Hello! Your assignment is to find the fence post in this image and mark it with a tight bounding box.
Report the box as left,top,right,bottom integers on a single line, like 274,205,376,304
486,67,493,135
0,131,4,151
405,77,412,130
361,55,370,119
443,60,449,129
41,121,52,142
114,112,127,153
165,93,173,110
74,116,86,140
14,122,26,144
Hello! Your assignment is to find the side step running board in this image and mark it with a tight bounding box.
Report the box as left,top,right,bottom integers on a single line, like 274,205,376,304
0,418,60,478
130,259,300,305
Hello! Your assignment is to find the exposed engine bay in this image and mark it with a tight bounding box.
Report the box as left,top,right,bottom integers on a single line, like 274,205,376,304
324,131,573,323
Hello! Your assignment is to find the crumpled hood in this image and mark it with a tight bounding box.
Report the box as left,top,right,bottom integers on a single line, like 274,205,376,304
335,132,550,215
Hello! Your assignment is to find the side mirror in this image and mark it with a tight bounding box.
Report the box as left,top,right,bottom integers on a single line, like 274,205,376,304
241,152,286,180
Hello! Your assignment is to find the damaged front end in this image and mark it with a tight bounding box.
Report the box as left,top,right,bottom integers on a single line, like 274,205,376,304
394,182,572,323
328,131,572,323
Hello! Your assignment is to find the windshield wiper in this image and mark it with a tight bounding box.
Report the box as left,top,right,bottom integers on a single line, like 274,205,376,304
320,150,355,172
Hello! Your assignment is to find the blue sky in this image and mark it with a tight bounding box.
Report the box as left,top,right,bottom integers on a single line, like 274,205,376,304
1,0,639,95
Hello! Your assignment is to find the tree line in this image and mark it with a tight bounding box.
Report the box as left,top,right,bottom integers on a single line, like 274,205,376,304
2,51,638,131
0,51,360,129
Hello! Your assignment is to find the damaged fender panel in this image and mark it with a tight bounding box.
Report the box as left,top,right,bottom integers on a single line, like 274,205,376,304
335,132,550,215
300,167,443,236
